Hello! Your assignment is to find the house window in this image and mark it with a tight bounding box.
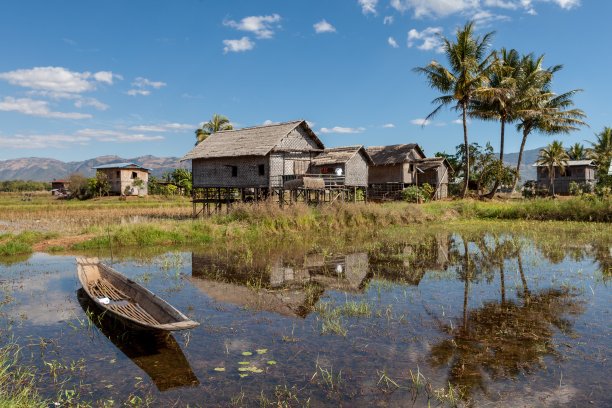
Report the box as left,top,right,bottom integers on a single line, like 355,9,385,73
231,166,238,177
131,171,138,179
565,169,571,178
258,164,265,176
116,171,120,178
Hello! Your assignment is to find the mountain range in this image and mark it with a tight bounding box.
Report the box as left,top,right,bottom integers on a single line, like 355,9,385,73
0,155,187,181
0,148,541,182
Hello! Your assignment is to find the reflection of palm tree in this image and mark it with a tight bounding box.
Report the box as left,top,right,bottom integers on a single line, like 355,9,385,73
429,245,584,401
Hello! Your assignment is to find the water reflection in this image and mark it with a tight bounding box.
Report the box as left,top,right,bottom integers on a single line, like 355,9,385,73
77,289,199,392
430,235,585,400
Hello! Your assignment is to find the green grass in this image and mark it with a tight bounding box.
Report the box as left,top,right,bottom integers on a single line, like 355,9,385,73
0,343,48,408
0,232,57,257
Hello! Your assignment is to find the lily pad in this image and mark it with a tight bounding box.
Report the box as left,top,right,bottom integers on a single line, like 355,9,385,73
267,360,277,365
239,373,249,378
238,361,250,365
213,367,225,372
256,348,268,354
241,351,253,356
238,367,249,372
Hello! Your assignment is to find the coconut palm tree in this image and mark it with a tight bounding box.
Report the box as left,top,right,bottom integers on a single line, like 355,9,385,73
413,21,495,198
567,142,586,160
471,48,524,198
588,127,612,176
512,55,586,191
195,113,233,145
537,140,569,196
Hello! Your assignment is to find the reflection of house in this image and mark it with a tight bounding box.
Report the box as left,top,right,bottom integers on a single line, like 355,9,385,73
534,159,597,195
190,252,370,318
92,163,150,196
365,144,451,200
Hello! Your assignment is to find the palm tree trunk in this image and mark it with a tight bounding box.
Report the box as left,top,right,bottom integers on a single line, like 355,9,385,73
485,118,505,198
512,128,529,192
461,105,470,198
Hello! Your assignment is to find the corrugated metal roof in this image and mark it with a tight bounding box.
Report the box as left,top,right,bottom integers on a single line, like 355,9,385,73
92,162,149,170
366,144,423,165
181,120,324,160
311,145,373,166
533,159,595,167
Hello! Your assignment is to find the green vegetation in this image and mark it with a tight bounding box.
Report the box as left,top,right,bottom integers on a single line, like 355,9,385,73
195,113,233,145
0,343,47,408
0,231,57,257
0,180,50,192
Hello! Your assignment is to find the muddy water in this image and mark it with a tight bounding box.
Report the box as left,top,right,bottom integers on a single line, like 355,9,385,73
0,231,610,407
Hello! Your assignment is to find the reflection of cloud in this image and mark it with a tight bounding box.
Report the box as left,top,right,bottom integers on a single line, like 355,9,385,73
4,253,80,326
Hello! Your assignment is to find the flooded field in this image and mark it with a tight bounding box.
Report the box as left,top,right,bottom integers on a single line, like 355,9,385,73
0,228,610,407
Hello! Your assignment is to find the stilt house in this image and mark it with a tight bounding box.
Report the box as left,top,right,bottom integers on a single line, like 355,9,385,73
182,120,324,190
534,159,597,194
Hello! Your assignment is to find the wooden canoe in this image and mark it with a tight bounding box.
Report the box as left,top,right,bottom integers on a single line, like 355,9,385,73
76,257,199,331
76,289,200,391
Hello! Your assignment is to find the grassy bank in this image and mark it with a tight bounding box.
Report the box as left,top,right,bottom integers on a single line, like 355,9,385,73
0,195,609,256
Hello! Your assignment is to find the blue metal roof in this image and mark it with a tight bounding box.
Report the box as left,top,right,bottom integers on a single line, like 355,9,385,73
92,162,149,170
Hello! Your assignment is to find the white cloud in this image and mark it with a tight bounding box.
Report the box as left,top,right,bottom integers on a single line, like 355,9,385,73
306,120,316,128
127,77,166,96
319,126,365,134
0,128,163,149
358,0,378,14
391,0,478,18
383,123,395,128
410,118,430,126
471,10,511,27
452,118,471,124
313,20,336,34
0,66,119,93
262,119,276,125
223,37,255,53
389,0,579,18
73,97,109,111
383,16,394,24
132,77,166,89
388,36,399,48
0,97,91,119
223,14,281,39
408,27,444,52
128,123,193,132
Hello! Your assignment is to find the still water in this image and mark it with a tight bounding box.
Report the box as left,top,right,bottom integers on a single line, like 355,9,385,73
0,231,609,407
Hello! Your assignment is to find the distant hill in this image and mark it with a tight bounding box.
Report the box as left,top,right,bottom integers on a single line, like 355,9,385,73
503,147,541,182
0,155,188,181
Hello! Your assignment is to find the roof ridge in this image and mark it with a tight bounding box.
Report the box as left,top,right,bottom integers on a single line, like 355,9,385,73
215,119,304,134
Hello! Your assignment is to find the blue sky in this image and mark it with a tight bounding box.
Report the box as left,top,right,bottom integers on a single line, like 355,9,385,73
0,0,609,162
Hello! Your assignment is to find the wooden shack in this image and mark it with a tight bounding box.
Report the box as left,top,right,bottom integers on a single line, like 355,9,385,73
50,179,70,194
182,120,324,190
365,144,451,200
534,159,597,195
308,145,373,187
92,162,150,196
415,157,452,200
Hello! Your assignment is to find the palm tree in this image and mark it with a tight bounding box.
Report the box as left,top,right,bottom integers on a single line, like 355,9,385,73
588,127,612,176
195,114,233,145
512,55,586,191
414,21,495,198
471,48,523,198
567,142,586,160
537,140,569,196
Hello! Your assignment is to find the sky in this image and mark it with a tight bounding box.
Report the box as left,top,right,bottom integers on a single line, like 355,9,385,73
0,0,610,162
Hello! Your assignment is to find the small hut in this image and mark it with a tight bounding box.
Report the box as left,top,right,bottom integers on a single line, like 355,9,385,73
92,162,150,196
534,159,597,195
309,145,373,187
415,157,453,199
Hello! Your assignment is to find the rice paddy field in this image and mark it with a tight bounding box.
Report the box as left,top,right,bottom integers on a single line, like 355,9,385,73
0,193,610,407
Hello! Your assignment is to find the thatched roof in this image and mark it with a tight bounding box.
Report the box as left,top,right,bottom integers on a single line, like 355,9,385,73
181,120,324,161
311,145,374,166
366,144,425,166
416,157,453,172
